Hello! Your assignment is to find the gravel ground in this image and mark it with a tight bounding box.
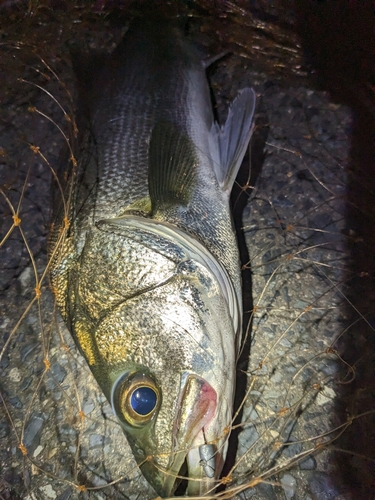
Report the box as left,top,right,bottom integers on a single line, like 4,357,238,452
1,4,374,500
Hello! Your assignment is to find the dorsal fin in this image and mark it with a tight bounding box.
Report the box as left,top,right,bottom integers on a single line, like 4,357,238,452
211,87,256,194
148,121,198,213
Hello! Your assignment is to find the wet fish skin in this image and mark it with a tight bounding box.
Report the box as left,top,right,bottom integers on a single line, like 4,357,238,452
49,17,255,496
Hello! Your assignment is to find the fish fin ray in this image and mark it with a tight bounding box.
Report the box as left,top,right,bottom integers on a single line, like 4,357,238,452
212,87,256,194
148,121,198,212
202,51,229,69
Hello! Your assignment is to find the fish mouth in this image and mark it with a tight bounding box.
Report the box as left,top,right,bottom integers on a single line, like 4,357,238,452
159,373,224,496
171,432,222,496
185,431,223,495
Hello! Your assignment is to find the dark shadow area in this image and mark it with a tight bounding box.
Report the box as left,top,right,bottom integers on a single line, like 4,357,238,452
293,2,375,497
221,113,269,483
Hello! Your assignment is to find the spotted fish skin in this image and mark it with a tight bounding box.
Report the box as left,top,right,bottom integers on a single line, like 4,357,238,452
49,16,255,497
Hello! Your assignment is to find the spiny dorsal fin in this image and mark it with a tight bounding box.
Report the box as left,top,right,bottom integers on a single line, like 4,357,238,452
211,87,256,194
148,121,198,212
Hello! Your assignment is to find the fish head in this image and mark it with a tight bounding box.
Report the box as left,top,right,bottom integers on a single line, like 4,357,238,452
64,219,239,496
100,271,236,495
108,363,231,496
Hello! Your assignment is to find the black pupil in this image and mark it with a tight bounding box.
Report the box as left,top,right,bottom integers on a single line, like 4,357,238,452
130,386,157,416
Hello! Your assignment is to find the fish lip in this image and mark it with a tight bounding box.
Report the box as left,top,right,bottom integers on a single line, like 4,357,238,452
159,373,219,495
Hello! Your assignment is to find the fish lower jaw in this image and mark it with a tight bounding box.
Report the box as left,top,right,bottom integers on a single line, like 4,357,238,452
159,441,221,497
185,431,223,496
157,427,225,496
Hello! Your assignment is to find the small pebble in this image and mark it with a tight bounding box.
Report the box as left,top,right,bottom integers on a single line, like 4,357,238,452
60,424,77,436
0,422,9,439
89,434,105,449
24,414,45,453
56,488,72,500
9,367,22,382
0,317,10,329
282,439,302,459
299,455,317,470
238,426,259,456
281,473,297,499
270,371,283,383
33,445,43,458
82,398,95,415
19,266,32,287
243,405,259,421
280,338,292,347
0,354,9,369
50,362,67,384
51,363,67,384
48,448,58,459
40,484,56,499
91,475,108,487
20,343,38,362
9,395,23,409
317,386,336,406
20,376,32,391
264,389,284,399
51,390,62,401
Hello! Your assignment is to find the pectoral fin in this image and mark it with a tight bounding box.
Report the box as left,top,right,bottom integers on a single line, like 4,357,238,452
148,121,198,212
211,87,256,194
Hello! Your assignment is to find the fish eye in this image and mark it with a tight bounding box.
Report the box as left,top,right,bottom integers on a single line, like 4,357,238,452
130,386,157,416
111,372,160,427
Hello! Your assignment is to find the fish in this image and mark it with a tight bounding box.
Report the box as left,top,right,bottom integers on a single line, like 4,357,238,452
48,14,255,497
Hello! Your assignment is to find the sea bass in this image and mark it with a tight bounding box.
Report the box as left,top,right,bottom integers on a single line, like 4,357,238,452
49,16,255,496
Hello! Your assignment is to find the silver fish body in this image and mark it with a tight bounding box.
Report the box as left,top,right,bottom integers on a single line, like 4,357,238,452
49,18,255,496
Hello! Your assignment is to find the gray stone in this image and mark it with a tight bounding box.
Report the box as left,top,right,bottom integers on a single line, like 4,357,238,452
281,473,297,499
82,398,95,415
8,395,23,409
89,434,106,449
299,455,317,470
282,438,303,459
24,414,45,455
20,343,39,363
238,426,259,456
56,488,73,500
50,362,67,384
